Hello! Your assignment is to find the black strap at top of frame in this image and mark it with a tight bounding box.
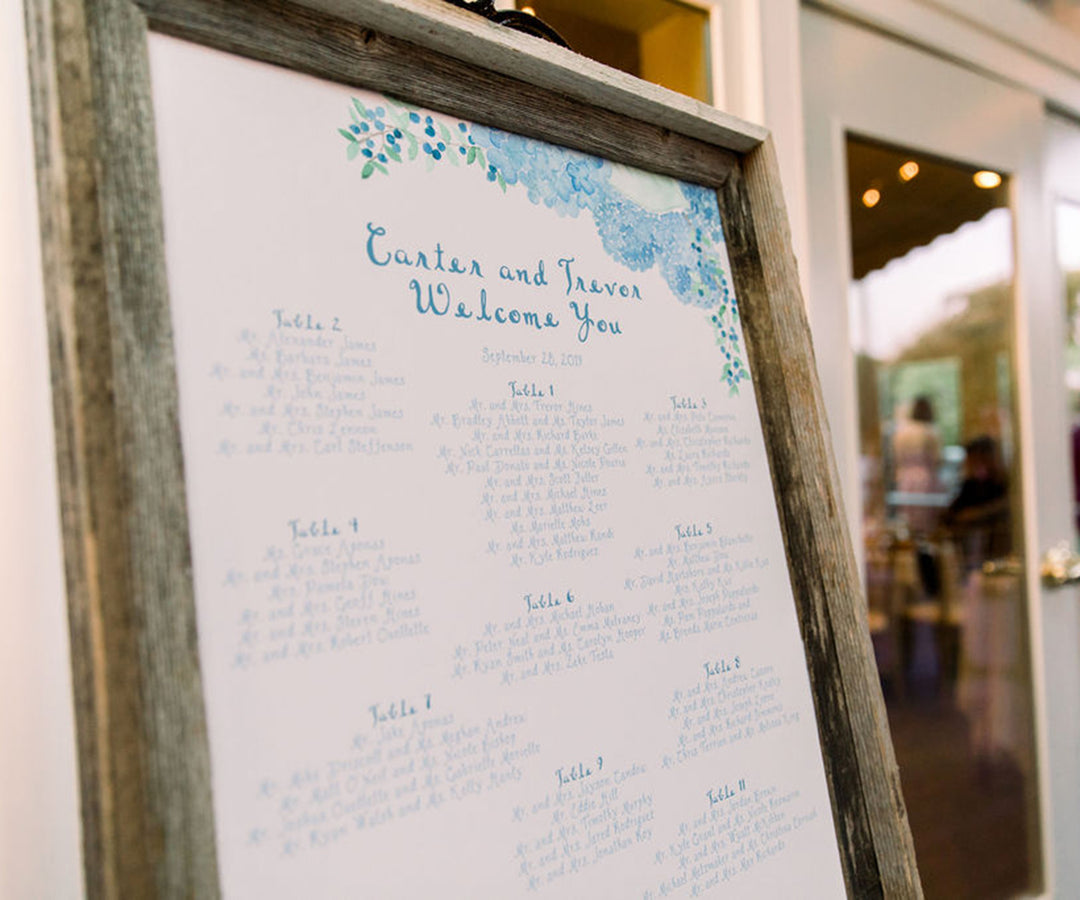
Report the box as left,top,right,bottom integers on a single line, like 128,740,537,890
441,0,570,48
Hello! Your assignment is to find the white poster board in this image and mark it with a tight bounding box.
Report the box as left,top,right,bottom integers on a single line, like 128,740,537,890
149,33,846,898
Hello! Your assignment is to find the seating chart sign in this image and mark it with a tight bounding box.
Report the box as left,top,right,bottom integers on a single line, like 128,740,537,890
150,32,846,898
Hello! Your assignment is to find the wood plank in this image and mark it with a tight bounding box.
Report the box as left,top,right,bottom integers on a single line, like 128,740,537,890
284,0,767,152
23,0,220,896
23,1,112,893
135,0,739,189
717,136,923,898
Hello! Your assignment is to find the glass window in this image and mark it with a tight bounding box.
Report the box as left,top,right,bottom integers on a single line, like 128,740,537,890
516,0,712,103
847,134,1043,899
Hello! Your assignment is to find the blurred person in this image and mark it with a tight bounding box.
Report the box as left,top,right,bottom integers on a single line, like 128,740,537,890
893,395,943,538
945,435,1010,571
946,436,1020,766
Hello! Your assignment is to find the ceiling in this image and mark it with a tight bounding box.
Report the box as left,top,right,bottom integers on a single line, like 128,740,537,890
846,135,1009,280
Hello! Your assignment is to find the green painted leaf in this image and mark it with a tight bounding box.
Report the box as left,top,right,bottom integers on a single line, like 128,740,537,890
352,98,366,117
361,161,375,179
347,142,361,160
374,161,388,175
438,121,452,143
497,172,507,192
338,127,358,143
466,146,477,165
386,146,402,162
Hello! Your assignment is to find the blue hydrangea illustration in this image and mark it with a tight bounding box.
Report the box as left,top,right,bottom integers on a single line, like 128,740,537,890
339,97,506,187
341,95,748,392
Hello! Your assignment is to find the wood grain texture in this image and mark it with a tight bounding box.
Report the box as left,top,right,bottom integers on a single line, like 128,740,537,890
135,0,739,190
285,0,767,153
718,137,923,898
23,0,220,896
23,1,111,893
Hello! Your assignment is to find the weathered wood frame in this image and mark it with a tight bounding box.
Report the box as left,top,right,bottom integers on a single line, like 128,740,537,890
23,0,921,896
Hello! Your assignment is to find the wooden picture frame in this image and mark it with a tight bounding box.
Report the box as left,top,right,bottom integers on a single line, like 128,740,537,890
23,0,920,895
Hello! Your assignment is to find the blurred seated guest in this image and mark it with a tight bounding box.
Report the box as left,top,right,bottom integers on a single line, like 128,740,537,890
944,435,1010,571
946,436,1019,764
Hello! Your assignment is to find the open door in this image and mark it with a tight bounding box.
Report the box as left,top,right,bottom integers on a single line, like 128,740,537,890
802,7,1080,897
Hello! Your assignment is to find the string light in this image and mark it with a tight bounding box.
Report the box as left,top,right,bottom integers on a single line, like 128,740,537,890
862,188,881,208
973,170,1002,189
898,161,919,182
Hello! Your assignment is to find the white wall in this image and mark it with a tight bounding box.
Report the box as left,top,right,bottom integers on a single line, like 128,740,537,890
0,1,84,897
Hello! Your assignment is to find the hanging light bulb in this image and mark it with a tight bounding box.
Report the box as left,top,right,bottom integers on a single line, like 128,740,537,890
973,170,1002,189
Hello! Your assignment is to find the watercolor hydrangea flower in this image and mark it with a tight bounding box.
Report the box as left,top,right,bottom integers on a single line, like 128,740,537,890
339,96,506,187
